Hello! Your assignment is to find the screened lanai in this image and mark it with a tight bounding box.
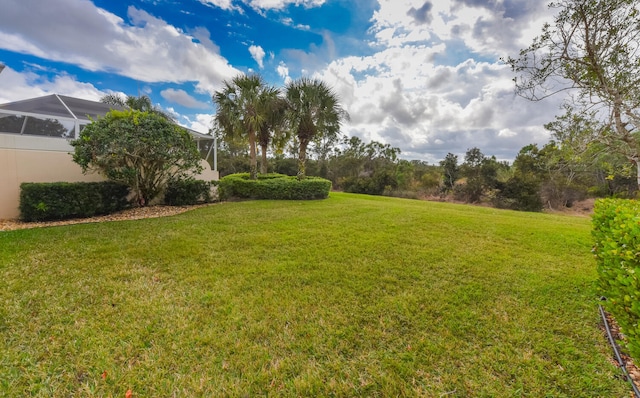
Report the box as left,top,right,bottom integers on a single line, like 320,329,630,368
0,94,119,140
0,94,216,166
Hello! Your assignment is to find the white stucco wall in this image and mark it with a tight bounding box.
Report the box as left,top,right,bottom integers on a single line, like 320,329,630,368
0,135,104,219
0,134,219,220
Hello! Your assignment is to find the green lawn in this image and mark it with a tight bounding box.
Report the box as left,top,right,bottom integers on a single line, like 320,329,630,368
0,193,629,397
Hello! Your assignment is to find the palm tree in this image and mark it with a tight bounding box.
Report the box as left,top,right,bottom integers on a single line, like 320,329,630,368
100,94,173,120
257,90,288,174
213,74,281,179
285,77,349,180
100,93,127,108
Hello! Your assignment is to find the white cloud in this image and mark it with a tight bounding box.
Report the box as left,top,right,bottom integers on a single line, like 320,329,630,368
182,113,215,135
276,61,291,84
280,17,311,30
245,0,326,11
0,0,240,95
249,45,266,69
370,0,553,58
313,36,562,163
272,0,561,163
0,65,105,103
164,106,181,119
202,0,327,13
158,107,213,135
161,88,210,109
498,128,517,138
198,0,242,12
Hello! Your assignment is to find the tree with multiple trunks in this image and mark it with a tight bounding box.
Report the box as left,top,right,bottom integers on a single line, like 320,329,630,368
257,90,288,175
506,0,640,189
213,74,282,180
284,77,349,180
213,74,349,181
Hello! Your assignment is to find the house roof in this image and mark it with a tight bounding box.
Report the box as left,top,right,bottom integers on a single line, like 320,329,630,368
0,94,121,122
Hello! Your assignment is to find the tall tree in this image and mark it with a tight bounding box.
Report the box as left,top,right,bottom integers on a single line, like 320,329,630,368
544,111,637,200
213,74,274,180
256,88,287,175
497,144,545,212
506,0,640,189
460,148,504,203
285,77,349,180
339,136,367,178
461,148,487,203
535,142,592,208
331,138,402,195
440,152,459,190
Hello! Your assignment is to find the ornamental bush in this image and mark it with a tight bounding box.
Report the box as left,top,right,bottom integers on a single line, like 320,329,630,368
19,181,129,222
592,198,640,361
219,173,331,200
164,179,214,206
71,109,203,206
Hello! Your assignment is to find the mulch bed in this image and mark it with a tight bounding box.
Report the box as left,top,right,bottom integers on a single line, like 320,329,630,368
601,309,640,396
0,204,213,232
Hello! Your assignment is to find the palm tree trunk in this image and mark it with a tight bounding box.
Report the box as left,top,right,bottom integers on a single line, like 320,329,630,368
260,144,268,175
297,140,308,180
249,130,258,180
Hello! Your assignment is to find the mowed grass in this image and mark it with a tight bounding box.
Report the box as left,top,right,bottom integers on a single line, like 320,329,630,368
0,192,630,397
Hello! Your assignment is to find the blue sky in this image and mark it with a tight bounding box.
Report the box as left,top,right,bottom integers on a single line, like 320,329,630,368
0,0,562,163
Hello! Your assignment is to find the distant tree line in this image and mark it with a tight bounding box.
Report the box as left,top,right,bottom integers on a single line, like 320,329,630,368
210,55,637,211
90,88,636,212
214,121,636,212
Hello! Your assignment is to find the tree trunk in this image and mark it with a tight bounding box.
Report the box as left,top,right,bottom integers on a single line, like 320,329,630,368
635,158,640,192
249,130,257,180
260,144,268,175
297,140,308,180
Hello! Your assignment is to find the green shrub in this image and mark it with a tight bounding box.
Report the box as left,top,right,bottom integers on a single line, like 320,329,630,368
219,173,331,200
71,109,202,206
493,176,543,212
341,169,398,196
164,179,213,206
592,198,640,361
19,181,130,222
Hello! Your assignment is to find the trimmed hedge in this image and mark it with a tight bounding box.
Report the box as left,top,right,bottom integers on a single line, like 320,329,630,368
164,179,214,206
592,198,640,361
219,173,331,200
19,181,130,222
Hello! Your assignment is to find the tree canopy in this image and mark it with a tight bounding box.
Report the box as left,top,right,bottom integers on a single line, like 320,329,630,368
506,0,640,188
285,77,349,180
440,153,459,190
71,109,203,206
213,74,349,181
213,74,282,180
